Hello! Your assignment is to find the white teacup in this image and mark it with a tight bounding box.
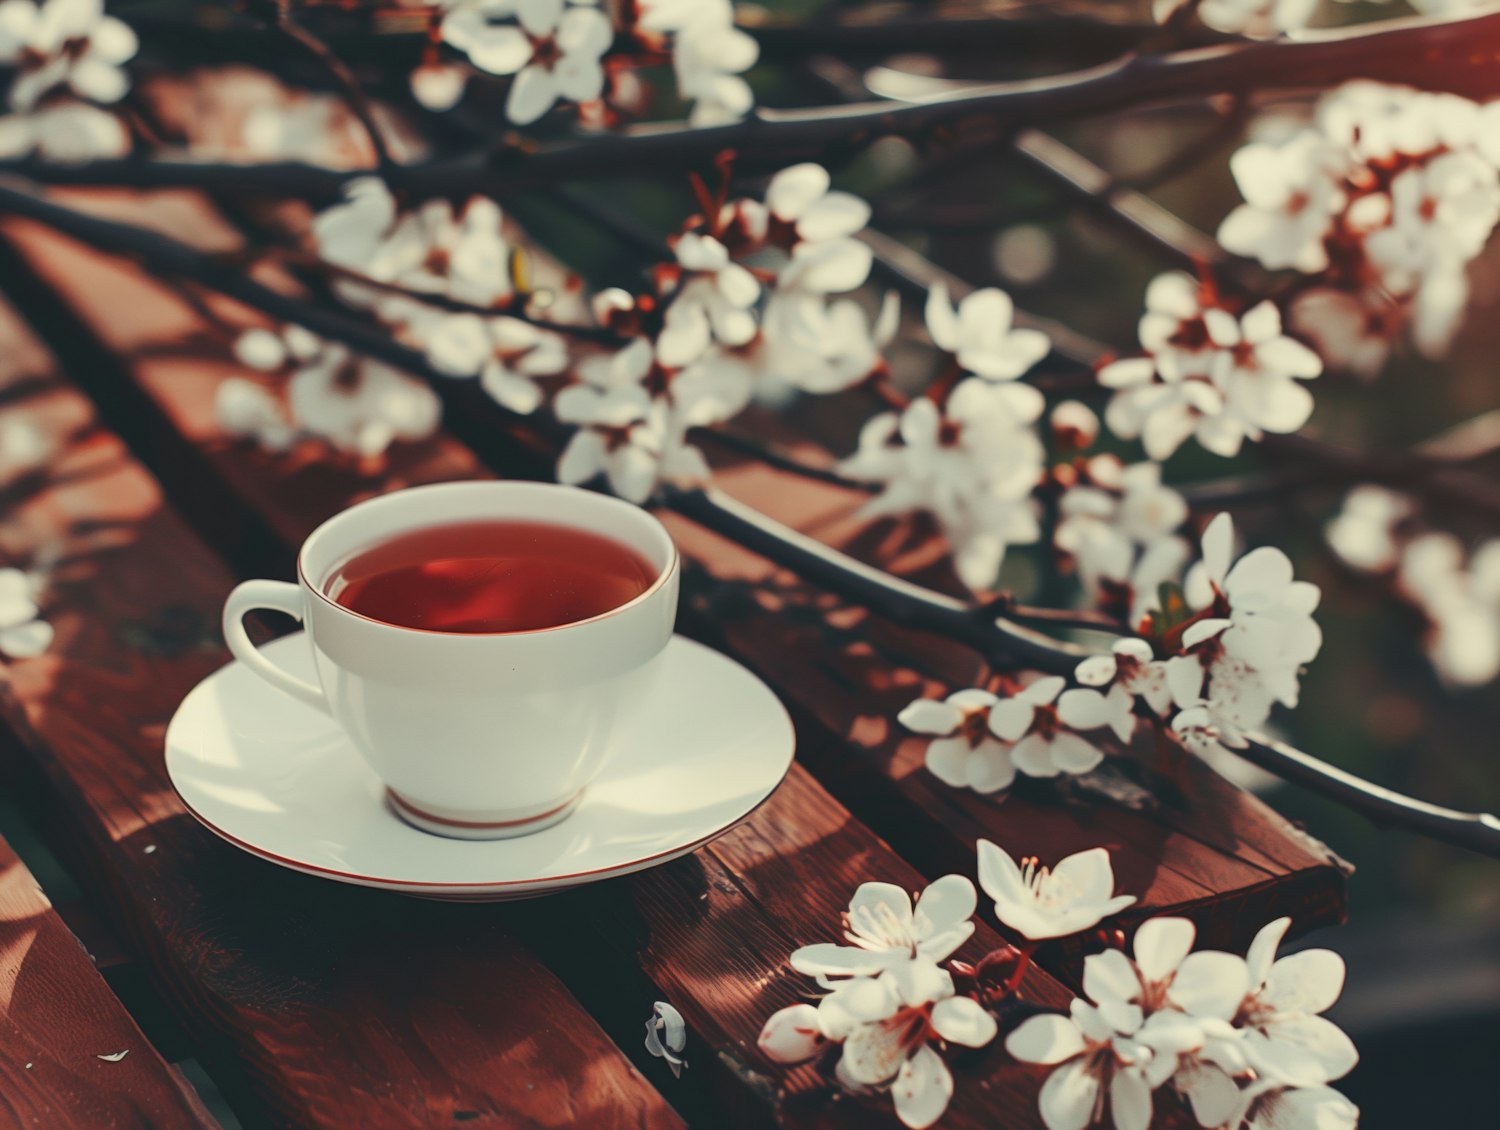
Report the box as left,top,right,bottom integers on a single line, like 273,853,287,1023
222,481,680,840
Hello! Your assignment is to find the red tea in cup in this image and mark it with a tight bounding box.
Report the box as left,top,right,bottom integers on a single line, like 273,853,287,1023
324,519,658,634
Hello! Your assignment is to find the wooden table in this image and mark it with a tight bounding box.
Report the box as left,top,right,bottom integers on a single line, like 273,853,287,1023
0,191,1349,1129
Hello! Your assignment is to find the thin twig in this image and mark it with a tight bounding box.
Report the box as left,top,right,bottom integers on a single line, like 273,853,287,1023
270,9,401,181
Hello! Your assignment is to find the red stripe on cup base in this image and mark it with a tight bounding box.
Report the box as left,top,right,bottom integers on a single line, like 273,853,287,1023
386,789,581,834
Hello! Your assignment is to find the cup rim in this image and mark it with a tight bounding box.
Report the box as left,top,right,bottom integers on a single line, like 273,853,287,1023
295,480,679,638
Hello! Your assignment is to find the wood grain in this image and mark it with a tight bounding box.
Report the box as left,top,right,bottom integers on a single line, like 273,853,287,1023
0,832,216,1129
0,298,682,1129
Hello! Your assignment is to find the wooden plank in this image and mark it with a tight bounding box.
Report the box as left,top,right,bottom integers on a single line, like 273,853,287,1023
0,832,217,1130
0,301,684,1129
0,197,1140,1128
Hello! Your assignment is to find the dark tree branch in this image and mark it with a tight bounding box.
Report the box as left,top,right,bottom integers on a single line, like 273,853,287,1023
7,10,1500,199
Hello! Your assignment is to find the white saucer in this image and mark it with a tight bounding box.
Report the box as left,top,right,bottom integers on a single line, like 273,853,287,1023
165,633,795,901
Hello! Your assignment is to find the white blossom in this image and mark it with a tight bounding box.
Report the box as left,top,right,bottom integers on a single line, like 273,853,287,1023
764,163,871,244
924,282,1050,382
641,0,758,126
1168,514,1322,755
985,676,1120,778
1005,991,1167,1130
0,99,125,160
977,840,1135,941
1324,486,1412,573
1234,917,1359,1087
0,566,53,659
422,312,566,414
0,0,137,111
314,179,512,312
1075,638,1174,720
1287,288,1394,380
442,0,612,126
657,232,760,367
789,876,977,985
841,381,1045,591
1218,131,1344,273
1232,1081,1360,1130
223,325,440,458
1226,82,1500,372
757,874,994,1130
898,688,1017,794
554,336,717,503
1009,912,1357,1130
1396,532,1500,686
1100,275,1322,461
1055,459,1190,623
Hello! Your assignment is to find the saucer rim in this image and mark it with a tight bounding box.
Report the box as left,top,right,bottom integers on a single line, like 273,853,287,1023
166,633,795,891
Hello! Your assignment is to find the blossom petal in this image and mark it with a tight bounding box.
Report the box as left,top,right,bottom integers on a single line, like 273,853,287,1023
1110,1069,1153,1130
798,192,871,241
1245,916,1292,988
0,619,52,658
925,737,971,787
788,942,890,979
915,874,977,934
1246,1015,1359,1085
1133,917,1195,985
766,163,830,221
892,1044,953,1130
1168,951,1250,1021
925,282,959,352
1083,948,1140,1014
968,741,1017,794
506,64,559,125
977,839,1028,906
850,880,914,931
898,697,964,735
1201,513,1234,586
1037,1055,1100,1130
1048,731,1104,774
1050,847,1118,908
1056,688,1113,731
1262,949,1346,1015
1074,655,1118,687
986,699,1035,742
757,1003,825,1064
930,996,997,1048
1010,732,1059,777
1005,1013,1086,1066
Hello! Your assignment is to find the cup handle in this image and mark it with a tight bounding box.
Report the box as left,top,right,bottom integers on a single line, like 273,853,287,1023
222,580,330,715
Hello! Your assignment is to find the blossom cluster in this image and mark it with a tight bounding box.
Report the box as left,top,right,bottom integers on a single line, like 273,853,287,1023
217,324,441,460
840,284,1051,589
417,0,758,128
902,514,1323,791
1098,272,1323,462
1223,81,1500,378
0,0,135,160
756,842,1356,1129
1053,438,1191,625
1007,914,1359,1130
1327,485,1500,686
756,843,1133,1129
